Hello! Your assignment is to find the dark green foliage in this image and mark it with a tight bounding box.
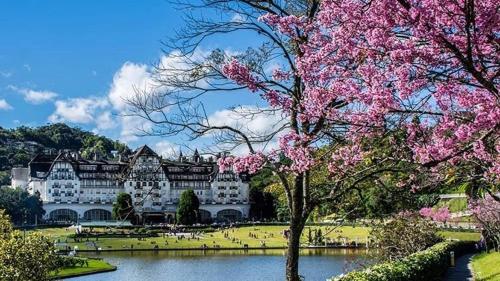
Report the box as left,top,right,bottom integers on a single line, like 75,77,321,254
370,213,443,261
249,169,277,221
336,185,440,220
176,190,200,225
249,188,276,221
316,228,323,245
112,193,135,222
332,241,476,281
0,171,9,186
0,188,45,225
53,256,89,269
276,201,291,222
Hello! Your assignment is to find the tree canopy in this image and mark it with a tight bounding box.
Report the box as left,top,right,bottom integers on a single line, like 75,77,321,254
176,190,200,225
0,188,44,226
112,193,135,223
0,210,57,281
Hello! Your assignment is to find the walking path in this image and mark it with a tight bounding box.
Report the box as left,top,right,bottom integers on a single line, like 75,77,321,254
444,253,474,281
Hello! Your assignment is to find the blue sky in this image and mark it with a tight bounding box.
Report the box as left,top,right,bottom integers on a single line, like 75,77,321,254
0,0,268,156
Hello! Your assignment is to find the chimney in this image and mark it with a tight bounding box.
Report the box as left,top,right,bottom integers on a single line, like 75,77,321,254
193,149,200,163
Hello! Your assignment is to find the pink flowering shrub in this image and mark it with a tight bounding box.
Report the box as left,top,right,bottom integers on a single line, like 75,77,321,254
419,207,450,223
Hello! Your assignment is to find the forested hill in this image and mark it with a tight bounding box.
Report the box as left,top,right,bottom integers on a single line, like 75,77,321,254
0,123,131,185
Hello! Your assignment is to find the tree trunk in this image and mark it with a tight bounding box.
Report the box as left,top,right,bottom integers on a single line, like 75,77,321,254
285,174,308,281
286,219,305,281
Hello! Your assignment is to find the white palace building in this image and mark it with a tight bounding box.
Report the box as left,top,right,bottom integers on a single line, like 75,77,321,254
11,145,250,223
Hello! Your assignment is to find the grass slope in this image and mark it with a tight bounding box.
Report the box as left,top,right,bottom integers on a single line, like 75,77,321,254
472,251,500,281
51,259,116,279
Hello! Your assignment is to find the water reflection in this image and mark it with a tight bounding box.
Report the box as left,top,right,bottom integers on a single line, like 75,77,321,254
84,248,369,258
69,249,369,281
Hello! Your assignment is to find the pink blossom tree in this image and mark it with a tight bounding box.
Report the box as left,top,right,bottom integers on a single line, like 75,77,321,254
470,196,500,251
128,1,498,280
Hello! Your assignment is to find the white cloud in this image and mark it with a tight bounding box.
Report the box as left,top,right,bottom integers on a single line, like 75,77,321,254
108,50,210,142
106,61,158,143
118,115,152,143
231,13,245,23
49,97,108,124
108,62,156,111
96,111,117,130
154,140,178,158
0,99,12,110
206,106,287,155
8,85,58,104
0,71,12,78
208,106,285,135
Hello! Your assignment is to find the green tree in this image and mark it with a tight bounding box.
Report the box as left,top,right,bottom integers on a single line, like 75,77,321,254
249,169,278,220
176,190,200,225
112,193,135,222
0,171,9,186
0,209,57,281
0,188,45,225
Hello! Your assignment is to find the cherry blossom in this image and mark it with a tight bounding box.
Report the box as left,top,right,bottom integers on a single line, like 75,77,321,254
419,207,450,222
219,0,498,185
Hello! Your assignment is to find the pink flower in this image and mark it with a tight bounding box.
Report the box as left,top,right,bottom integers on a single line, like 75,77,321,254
217,153,266,175
419,207,450,222
221,59,260,92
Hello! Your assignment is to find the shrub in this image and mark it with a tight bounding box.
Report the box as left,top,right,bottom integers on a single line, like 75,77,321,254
330,241,476,281
370,212,443,260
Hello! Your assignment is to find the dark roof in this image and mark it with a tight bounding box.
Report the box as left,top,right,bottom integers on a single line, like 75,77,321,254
27,147,249,182
162,160,217,181
29,153,58,178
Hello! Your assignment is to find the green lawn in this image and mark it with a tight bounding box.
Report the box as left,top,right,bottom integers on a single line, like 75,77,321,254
472,251,500,281
436,198,468,212
34,225,478,251
439,231,480,241
51,258,116,279
54,225,370,250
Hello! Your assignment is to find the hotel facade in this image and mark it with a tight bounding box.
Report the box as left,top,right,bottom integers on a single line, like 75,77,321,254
11,145,250,223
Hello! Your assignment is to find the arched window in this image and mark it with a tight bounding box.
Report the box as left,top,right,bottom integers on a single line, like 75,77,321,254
216,209,243,222
83,209,112,221
198,209,212,223
49,209,78,222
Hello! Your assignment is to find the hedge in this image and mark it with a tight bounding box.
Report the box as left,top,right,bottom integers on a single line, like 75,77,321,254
330,241,476,281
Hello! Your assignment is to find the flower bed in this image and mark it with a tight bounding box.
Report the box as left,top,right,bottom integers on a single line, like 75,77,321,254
330,241,476,281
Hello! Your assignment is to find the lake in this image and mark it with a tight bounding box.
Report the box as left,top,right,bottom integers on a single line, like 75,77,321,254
69,249,369,281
